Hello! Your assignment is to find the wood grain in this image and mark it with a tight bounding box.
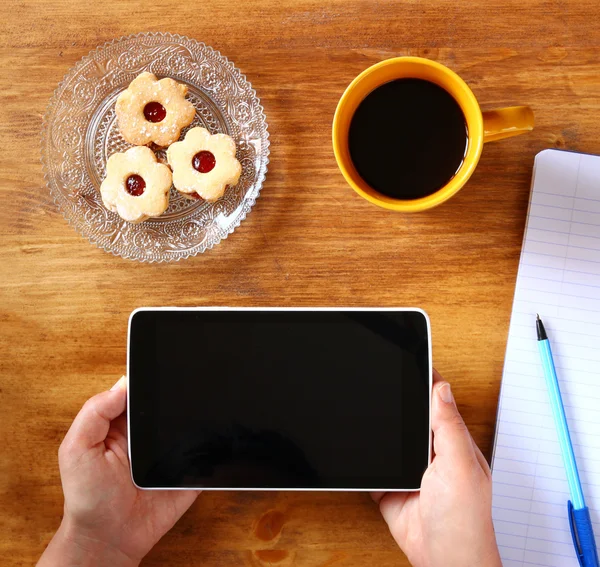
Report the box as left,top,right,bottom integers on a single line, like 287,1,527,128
1,0,600,565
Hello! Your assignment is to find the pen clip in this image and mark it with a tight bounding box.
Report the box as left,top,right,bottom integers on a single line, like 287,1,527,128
568,500,585,567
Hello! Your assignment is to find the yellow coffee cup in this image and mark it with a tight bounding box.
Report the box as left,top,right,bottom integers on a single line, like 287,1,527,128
332,57,534,212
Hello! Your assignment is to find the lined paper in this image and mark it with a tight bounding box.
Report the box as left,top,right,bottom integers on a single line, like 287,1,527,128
492,149,600,567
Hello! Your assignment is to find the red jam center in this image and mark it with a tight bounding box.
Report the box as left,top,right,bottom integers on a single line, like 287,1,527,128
143,102,166,123
125,174,146,196
190,192,204,200
192,151,216,173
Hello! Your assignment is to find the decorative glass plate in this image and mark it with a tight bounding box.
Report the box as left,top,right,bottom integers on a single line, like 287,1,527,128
41,32,269,262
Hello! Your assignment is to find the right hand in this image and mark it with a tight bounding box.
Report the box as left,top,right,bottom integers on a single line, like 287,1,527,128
372,370,502,567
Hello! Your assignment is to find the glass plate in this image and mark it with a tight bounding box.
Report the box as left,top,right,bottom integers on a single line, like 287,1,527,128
41,32,269,262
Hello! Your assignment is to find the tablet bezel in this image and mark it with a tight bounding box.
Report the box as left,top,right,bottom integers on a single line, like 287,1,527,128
127,306,432,491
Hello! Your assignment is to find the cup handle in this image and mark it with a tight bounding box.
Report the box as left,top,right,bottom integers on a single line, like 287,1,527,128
482,105,534,142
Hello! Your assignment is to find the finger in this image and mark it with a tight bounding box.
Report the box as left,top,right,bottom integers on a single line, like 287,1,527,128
378,492,410,528
431,381,477,464
471,437,492,479
108,414,128,441
61,378,127,458
148,490,201,532
430,369,444,460
107,415,129,456
172,490,201,516
371,491,385,504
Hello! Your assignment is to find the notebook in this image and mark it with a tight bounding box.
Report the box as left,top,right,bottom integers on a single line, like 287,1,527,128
491,149,600,566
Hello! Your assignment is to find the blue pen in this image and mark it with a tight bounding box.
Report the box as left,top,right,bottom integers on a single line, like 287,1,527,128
536,315,599,567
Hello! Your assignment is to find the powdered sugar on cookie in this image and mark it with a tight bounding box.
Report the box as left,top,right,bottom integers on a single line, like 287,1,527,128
115,72,196,147
100,146,172,223
167,127,242,202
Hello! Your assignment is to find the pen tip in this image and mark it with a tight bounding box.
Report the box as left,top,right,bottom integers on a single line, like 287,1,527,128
536,313,540,321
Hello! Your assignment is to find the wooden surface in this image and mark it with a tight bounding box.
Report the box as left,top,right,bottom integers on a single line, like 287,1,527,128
1,0,600,565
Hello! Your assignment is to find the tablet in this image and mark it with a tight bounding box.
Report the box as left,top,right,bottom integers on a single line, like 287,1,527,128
128,308,431,491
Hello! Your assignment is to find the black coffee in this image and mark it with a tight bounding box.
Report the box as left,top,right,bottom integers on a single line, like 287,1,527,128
348,78,467,200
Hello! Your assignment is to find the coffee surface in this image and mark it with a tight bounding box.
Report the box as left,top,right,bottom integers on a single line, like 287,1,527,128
348,78,468,200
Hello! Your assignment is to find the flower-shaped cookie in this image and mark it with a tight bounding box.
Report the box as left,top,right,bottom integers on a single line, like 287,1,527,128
166,127,242,202
115,72,196,147
100,146,172,223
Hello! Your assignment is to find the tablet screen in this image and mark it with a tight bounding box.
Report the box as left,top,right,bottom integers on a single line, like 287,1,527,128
128,309,430,490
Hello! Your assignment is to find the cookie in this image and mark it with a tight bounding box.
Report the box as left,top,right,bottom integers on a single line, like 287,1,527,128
115,72,196,147
100,146,172,223
166,127,242,202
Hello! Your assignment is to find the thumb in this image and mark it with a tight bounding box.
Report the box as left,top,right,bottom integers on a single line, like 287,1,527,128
61,377,127,459
431,381,476,464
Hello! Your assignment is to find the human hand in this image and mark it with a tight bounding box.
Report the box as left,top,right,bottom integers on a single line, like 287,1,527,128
372,370,501,567
38,377,200,567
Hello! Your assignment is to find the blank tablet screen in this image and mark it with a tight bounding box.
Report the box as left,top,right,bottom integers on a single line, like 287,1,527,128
128,309,431,490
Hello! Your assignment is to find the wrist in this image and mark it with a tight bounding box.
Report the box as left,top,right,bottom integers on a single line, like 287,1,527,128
38,518,140,567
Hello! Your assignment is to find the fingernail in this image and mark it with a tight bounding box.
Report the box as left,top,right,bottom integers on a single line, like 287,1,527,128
110,376,126,391
438,383,453,404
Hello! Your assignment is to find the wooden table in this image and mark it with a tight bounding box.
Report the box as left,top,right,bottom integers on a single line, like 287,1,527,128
2,0,600,565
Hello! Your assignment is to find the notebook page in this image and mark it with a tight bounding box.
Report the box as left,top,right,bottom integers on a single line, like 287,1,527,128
491,149,600,567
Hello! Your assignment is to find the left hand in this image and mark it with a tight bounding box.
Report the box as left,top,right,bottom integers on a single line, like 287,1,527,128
38,377,200,567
